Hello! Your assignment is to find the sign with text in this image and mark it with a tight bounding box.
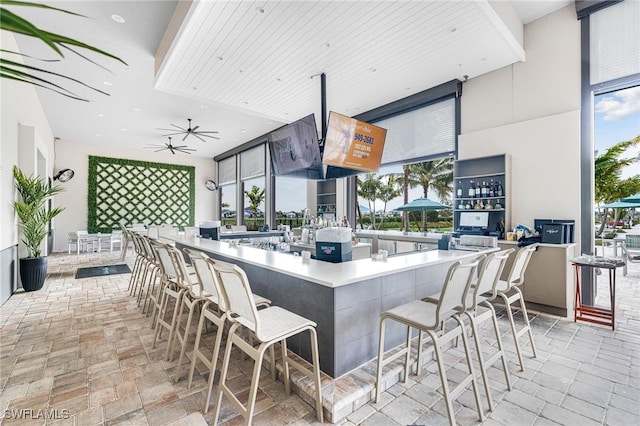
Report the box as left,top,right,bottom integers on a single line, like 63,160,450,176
322,112,387,172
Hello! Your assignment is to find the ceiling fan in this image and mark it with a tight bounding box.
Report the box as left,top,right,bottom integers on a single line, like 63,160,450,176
158,118,220,142
145,137,196,155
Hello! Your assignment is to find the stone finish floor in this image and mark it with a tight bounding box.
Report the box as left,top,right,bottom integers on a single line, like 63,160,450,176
0,246,638,425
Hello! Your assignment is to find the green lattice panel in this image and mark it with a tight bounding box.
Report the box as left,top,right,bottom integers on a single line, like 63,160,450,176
88,156,195,233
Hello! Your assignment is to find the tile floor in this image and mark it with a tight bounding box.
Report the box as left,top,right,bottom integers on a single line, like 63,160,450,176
0,246,638,425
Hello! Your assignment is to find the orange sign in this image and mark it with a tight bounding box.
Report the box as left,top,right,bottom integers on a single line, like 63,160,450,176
322,112,387,172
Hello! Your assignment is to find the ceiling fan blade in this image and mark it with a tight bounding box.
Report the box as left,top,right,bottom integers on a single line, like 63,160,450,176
169,146,176,154
193,134,208,143
182,133,190,141
154,148,166,152
195,130,219,134
171,124,188,131
191,125,200,132
161,131,187,137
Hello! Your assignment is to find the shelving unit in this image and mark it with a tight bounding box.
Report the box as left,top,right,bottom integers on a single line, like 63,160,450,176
317,180,337,218
453,154,510,237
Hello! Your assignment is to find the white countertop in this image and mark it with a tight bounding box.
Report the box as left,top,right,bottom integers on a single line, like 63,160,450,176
166,235,493,288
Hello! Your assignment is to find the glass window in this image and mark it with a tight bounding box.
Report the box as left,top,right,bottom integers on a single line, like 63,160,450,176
242,177,265,230
375,98,455,165
220,183,236,227
275,176,306,229
589,0,640,85
240,145,265,180
218,157,236,186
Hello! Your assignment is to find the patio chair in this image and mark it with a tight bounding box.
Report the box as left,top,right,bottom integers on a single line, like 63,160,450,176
622,234,640,276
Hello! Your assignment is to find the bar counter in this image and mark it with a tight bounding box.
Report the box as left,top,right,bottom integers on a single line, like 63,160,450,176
167,235,491,377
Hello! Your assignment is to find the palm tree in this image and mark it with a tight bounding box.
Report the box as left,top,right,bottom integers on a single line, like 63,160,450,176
595,135,640,236
244,185,265,217
377,174,402,229
401,164,420,231
357,173,382,229
409,158,453,230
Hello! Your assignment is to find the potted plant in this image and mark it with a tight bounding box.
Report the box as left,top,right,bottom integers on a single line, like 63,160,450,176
12,165,65,292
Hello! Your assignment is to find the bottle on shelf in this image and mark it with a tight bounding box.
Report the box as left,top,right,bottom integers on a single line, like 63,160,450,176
488,179,495,197
458,200,465,210
495,200,502,209
468,180,476,198
484,199,493,209
474,200,483,210
456,180,463,198
497,181,504,197
465,200,472,209
474,181,481,198
480,180,488,197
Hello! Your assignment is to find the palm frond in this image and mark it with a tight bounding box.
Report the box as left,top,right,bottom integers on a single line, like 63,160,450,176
0,0,127,101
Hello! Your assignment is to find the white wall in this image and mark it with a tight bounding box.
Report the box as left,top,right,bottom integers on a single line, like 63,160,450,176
53,140,218,251
460,5,582,244
1,32,56,254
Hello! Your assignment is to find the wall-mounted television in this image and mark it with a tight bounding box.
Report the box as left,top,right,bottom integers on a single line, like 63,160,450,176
322,111,387,173
267,114,323,179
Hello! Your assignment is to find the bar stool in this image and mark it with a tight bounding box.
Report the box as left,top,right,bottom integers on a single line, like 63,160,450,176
136,236,160,313
127,232,147,297
152,244,186,360
182,250,271,412
375,259,484,426
457,249,514,411
164,245,202,363
171,247,210,381
211,261,323,424
495,244,539,371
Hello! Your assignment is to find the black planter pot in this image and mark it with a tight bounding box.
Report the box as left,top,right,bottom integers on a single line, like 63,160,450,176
19,257,48,292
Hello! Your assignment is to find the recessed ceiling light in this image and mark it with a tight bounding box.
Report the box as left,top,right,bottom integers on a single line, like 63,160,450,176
120,128,128,132
450,27,457,32
370,68,376,72
243,101,249,105
480,57,487,61
276,77,282,81
97,113,106,117
325,43,330,48
132,107,141,112
256,6,264,14
241,129,246,133
111,14,125,24
96,133,103,137
239,69,244,73
217,56,223,61
192,86,198,90
102,81,112,86
200,105,208,109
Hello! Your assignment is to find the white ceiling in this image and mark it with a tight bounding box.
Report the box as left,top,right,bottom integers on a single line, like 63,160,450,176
9,0,572,159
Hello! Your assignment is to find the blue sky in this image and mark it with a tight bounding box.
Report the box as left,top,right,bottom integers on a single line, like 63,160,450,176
594,85,640,180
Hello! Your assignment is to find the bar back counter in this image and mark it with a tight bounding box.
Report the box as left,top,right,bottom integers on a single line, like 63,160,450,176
168,235,487,378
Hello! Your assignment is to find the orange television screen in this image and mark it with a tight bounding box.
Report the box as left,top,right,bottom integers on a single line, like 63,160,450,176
322,112,387,172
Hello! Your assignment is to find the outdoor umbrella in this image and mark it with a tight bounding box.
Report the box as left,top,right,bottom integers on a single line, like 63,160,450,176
600,200,640,208
395,198,450,211
395,198,450,231
621,193,640,203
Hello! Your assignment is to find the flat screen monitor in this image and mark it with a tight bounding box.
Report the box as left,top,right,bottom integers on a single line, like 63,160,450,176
322,111,387,173
268,114,322,178
459,212,489,229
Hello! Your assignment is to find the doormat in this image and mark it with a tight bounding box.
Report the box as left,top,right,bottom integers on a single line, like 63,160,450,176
75,264,131,279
